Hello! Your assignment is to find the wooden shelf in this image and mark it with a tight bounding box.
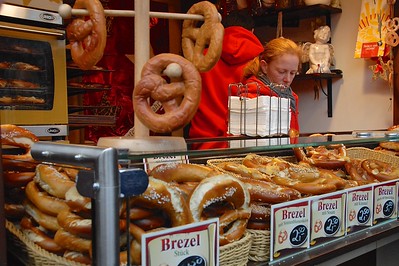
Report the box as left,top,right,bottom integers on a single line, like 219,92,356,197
253,4,342,27
294,71,343,117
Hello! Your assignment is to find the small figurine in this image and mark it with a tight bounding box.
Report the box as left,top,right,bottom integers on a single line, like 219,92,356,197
302,25,335,74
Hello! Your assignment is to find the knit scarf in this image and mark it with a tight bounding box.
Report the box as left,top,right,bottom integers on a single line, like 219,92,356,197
257,73,296,112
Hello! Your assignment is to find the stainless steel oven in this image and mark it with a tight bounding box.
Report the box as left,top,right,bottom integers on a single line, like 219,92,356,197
0,2,68,138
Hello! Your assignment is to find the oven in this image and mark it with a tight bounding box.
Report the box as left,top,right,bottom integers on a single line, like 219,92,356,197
0,2,68,138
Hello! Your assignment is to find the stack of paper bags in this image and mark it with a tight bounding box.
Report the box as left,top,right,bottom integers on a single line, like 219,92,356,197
228,95,291,137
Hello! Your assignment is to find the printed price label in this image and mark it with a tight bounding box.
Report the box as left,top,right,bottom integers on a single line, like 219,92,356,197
373,181,397,223
310,192,346,245
142,219,218,266
271,198,310,261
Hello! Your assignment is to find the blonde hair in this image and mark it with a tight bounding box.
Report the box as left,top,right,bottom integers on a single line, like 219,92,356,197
243,37,302,80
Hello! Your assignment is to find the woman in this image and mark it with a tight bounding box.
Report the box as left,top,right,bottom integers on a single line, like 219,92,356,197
242,37,302,135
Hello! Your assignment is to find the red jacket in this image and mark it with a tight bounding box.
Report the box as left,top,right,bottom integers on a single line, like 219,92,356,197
243,75,300,132
188,26,264,140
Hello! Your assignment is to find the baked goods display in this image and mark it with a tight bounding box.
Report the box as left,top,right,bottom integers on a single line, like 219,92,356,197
4,125,399,265
181,1,224,72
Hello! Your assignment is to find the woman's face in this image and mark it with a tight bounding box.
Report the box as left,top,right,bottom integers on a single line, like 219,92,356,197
261,53,299,87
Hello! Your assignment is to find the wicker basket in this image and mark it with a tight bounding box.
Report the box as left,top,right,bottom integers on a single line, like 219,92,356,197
347,147,399,166
246,229,270,262
6,220,87,266
219,231,252,266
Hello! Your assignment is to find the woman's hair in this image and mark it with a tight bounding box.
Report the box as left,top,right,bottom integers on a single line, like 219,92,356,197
242,37,302,80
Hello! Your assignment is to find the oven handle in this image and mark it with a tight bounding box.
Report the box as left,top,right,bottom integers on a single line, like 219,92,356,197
0,24,65,39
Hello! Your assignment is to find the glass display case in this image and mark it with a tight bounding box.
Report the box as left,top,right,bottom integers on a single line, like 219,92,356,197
3,132,398,266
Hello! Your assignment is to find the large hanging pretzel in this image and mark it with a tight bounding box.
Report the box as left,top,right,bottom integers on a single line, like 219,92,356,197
133,53,202,133
182,1,224,72
66,0,107,70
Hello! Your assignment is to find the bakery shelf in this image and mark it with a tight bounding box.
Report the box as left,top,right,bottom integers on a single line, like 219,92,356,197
253,4,342,27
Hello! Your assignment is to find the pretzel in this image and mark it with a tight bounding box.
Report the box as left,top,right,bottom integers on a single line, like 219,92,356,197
1,124,39,171
293,144,349,169
25,181,70,216
189,174,251,246
149,162,219,183
182,1,224,72
361,159,399,182
66,0,106,70
385,31,399,47
344,159,379,185
34,164,75,199
20,216,65,255
133,53,202,133
24,200,60,232
129,176,193,227
54,228,91,253
386,18,399,32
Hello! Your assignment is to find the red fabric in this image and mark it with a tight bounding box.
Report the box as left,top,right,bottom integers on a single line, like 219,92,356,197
188,26,264,142
243,75,300,132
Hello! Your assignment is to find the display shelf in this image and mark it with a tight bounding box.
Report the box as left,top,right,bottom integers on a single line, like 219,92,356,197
253,4,342,27
23,134,399,266
295,71,343,117
249,219,399,266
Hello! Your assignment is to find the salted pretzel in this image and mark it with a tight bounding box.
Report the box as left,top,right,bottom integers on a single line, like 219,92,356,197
182,1,224,72
293,144,349,169
189,174,251,246
133,53,201,133
361,159,399,182
66,0,106,70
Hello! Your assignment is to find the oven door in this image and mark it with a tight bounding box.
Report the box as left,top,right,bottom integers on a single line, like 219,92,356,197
0,21,68,137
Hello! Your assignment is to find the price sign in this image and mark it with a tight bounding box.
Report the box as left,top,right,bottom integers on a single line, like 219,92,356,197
310,192,346,245
142,219,218,266
271,198,310,261
373,181,397,223
346,185,373,232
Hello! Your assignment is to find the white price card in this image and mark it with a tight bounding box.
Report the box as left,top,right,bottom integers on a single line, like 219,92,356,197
346,184,374,233
142,218,219,266
310,191,346,246
144,155,189,172
271,198,310,261
373,180,397,224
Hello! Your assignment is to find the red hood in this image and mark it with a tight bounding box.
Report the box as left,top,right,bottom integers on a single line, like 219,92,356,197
220,26,263,65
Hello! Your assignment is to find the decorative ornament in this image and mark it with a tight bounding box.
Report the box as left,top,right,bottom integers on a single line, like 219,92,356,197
369,57,393,82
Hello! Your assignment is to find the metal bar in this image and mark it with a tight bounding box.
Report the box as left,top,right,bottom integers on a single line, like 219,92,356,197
58,4,211,21
31,142,120,266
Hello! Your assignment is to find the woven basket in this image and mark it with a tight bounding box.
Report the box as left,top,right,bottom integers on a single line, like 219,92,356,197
246,229,270,262
347,147,399,166
219,231,252,266
6,220,87,266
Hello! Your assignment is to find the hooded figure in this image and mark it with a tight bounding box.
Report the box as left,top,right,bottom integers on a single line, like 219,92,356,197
187,9,264,145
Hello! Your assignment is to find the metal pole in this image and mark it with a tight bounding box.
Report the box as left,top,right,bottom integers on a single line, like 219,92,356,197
31,142,120,266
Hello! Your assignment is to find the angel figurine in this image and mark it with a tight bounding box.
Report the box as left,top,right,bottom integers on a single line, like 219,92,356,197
302,25,335,74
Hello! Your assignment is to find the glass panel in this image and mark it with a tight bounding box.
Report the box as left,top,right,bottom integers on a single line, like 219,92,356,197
0,36,54,110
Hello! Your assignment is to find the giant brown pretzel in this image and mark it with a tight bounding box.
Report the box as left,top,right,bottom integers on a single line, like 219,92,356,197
133,53,202,133
182,1,224,72
66,0,106,70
